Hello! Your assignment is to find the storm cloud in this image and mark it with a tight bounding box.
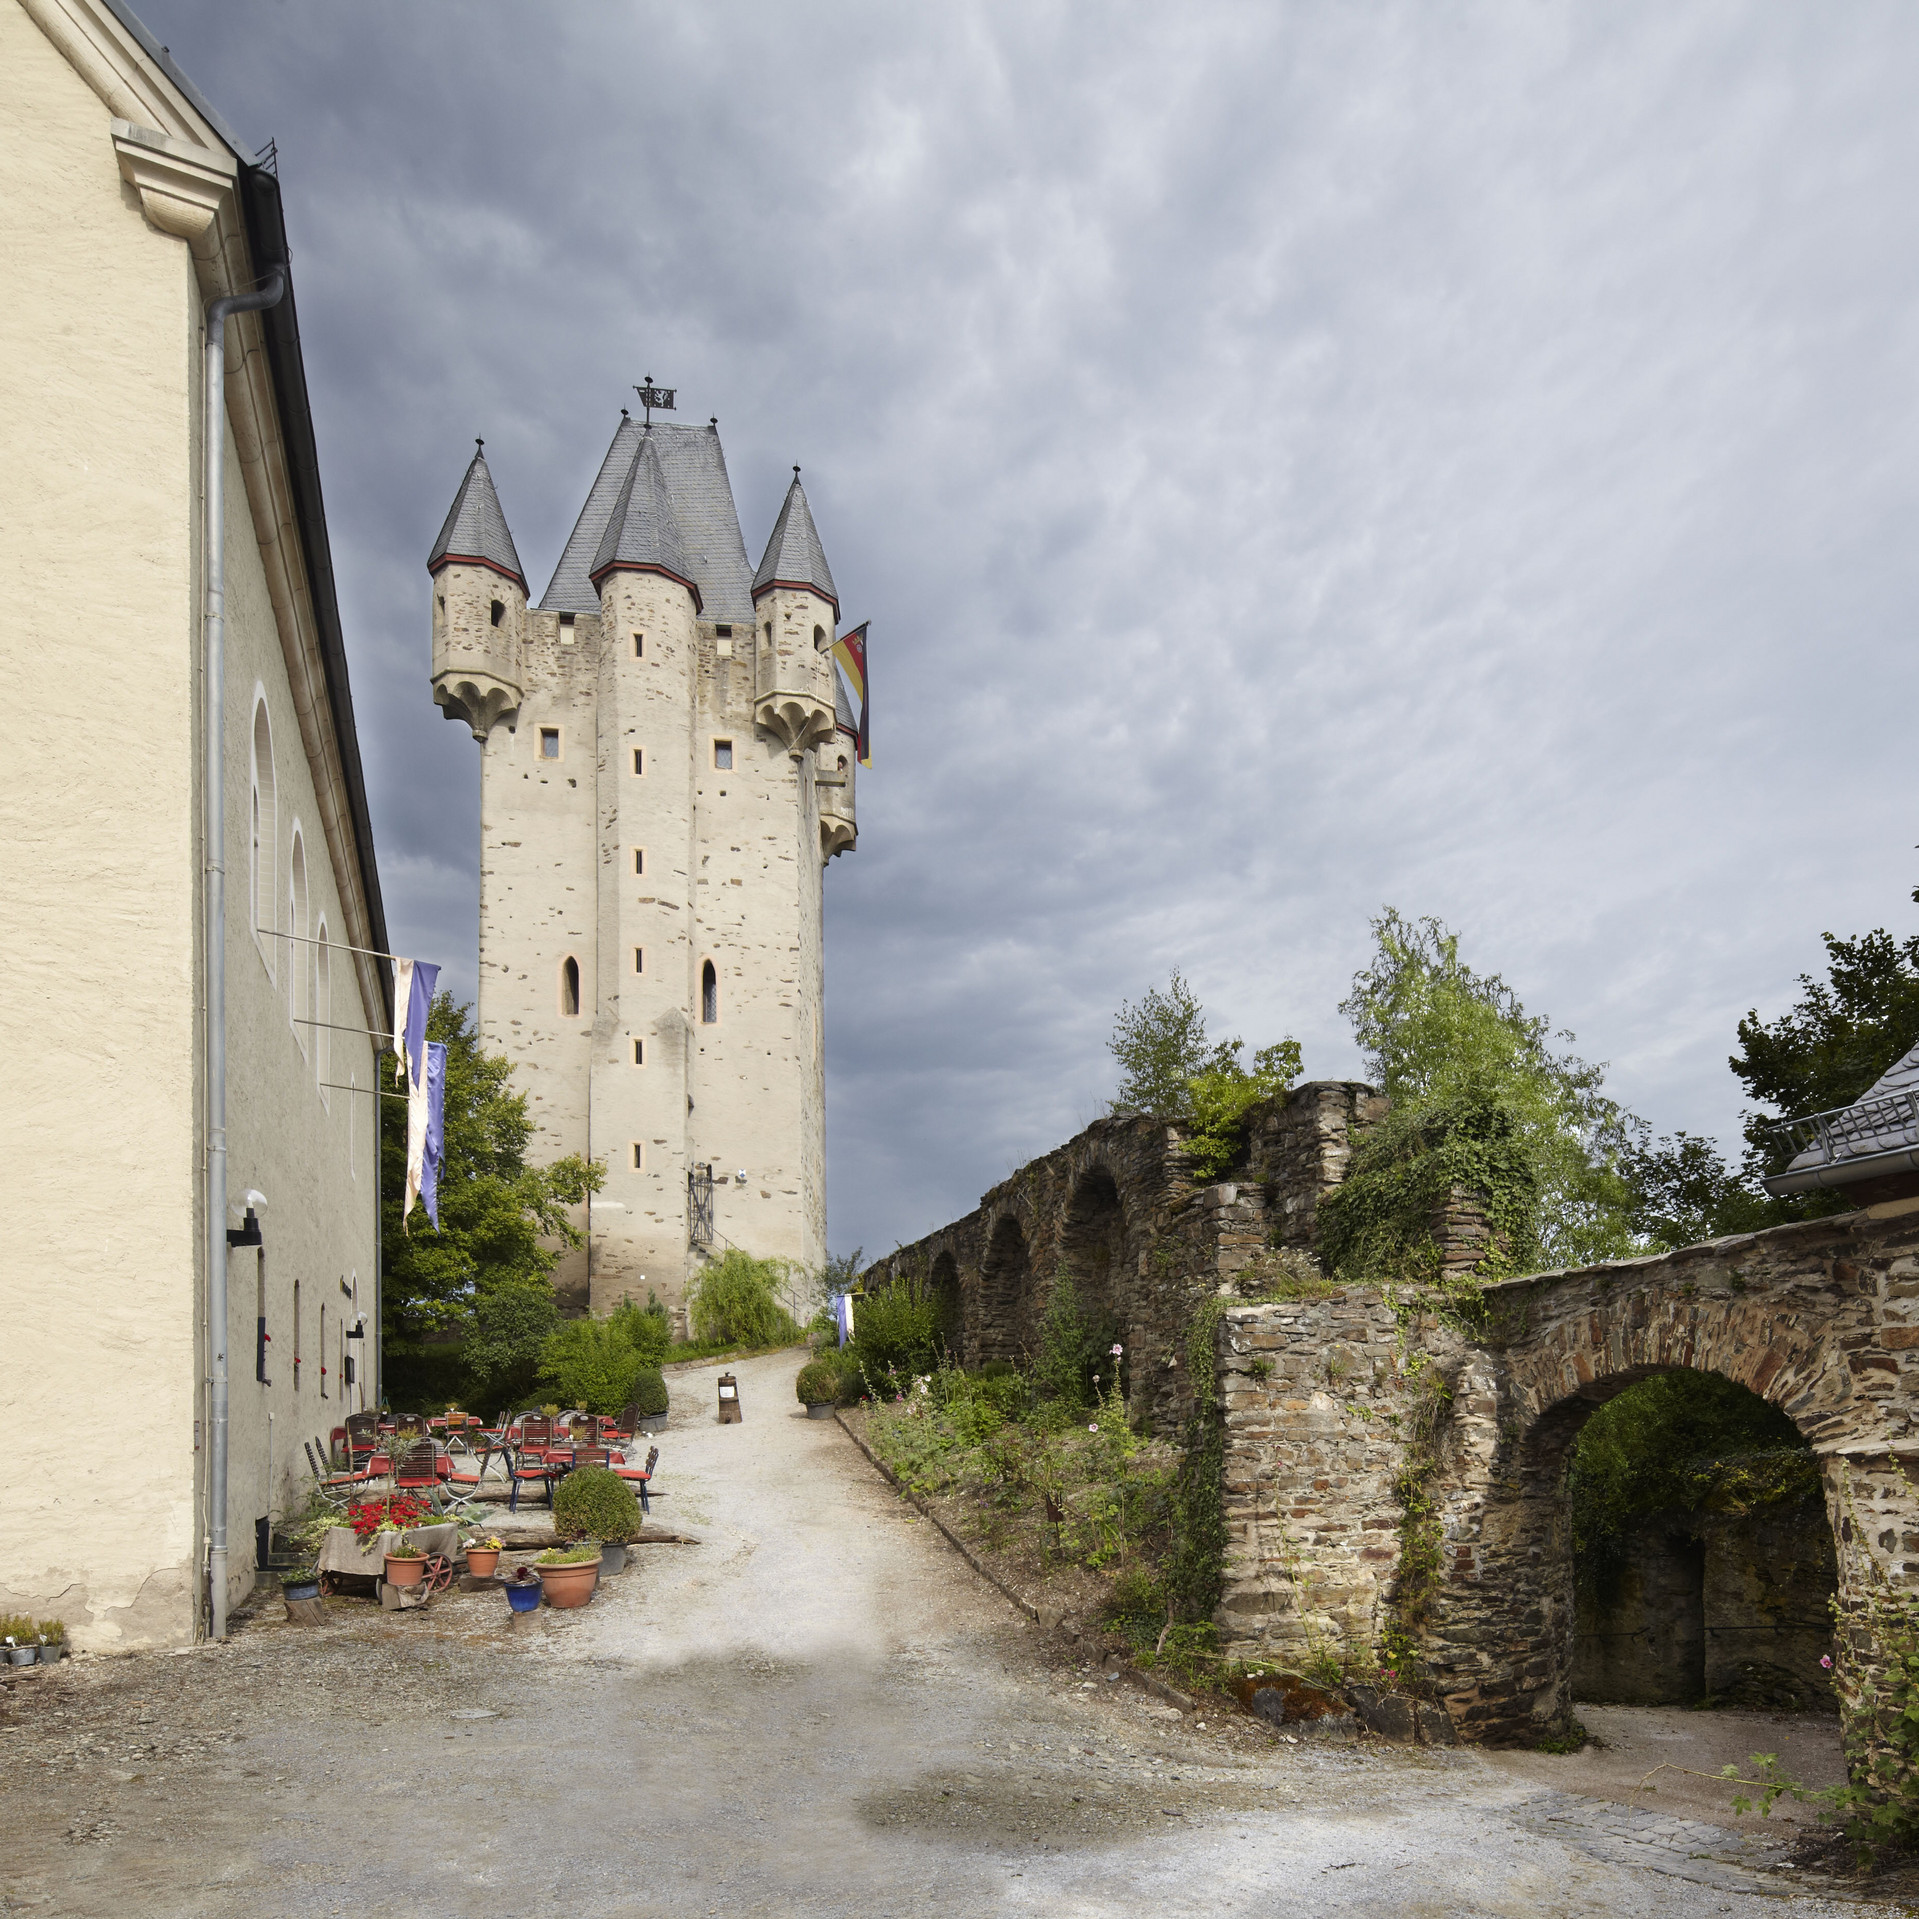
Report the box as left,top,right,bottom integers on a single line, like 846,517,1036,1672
138,0,1919,1256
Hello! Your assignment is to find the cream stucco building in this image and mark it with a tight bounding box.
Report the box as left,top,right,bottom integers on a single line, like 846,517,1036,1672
429,417,858,1316
1,0,387,1646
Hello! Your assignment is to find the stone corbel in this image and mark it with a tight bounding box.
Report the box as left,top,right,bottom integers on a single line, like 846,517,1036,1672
111,117,234,242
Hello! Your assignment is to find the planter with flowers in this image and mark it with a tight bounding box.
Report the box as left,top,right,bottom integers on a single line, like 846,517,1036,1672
533,1544,601,1608
464,1536,503,1579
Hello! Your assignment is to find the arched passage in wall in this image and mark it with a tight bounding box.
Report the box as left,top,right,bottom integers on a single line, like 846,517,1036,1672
1431,1356,1856,1745
1060,1166,1123,1312
977,1214,1030,1365
929,1249,963,1359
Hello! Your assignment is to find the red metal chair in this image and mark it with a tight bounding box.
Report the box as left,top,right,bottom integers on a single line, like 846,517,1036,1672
393,1439,440,1500
508,1418,557,1512
612,1444,659,1515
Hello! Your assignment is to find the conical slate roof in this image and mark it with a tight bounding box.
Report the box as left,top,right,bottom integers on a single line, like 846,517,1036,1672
541,417,752,619
752,473,838,615
588,430,702,610
427,444,524,587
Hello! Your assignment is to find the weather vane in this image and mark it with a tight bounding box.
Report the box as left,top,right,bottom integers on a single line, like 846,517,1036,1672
634,375,676,427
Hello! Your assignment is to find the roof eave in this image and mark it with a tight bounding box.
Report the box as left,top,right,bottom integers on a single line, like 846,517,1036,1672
1763,1141,1919,1197
751,577,839,617
428,551,527,590
588,559,704,614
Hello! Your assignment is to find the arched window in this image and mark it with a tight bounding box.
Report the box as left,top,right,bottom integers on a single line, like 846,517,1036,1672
560,956,580,1017
813,624,826,651
701,960,718,1025
250,697,276,978
314,920,332,1103
288,827,309,1053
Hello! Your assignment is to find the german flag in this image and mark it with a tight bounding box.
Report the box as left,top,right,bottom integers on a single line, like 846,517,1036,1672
832,622,870,767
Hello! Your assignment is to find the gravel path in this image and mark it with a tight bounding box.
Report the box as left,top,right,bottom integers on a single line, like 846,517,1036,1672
0,1348,1903,1916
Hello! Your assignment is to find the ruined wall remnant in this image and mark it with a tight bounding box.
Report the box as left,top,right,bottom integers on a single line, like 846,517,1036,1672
864,1081,1379,1432
1213,1203,1919,1759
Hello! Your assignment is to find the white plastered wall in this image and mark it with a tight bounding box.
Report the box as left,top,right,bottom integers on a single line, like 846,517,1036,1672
0,0,379,1645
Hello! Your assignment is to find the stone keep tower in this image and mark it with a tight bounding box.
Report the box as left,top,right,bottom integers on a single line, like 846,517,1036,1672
427,413,858,1315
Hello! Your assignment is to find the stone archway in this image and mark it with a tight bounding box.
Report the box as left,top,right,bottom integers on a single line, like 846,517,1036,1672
1060,1166,1123,1313
929,1249,963,1360
977,1214,1030,1364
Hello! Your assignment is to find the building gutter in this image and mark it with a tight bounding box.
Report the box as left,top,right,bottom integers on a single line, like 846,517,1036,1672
1763,1142,1919,1198
205,268,285,1643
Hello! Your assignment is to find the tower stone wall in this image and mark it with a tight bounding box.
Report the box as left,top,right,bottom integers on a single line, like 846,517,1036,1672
430,419,856,1316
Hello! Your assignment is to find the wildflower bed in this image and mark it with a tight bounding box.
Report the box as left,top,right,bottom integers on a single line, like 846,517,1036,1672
851,1364,1186,1668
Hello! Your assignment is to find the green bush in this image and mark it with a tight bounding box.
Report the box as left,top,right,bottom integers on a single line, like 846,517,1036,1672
552,1465,642,1546
850,1276,943,1383
537,1295,674,1414
686,1250,802,1349
630,1367,669,1418
1031,1274,1119,1409
796,1359,838,1405
537,1543,603,1565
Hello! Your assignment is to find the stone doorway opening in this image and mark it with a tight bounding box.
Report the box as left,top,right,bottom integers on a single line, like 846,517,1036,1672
1565,1370,1837,1716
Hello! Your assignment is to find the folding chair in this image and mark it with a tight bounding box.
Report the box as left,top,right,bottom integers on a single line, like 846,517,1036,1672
393,1438,441,1502
437,1435,490,1520
612,1444,659,1515
344,1411,380,1469
305,1437,377,1497
507,1417,557,1512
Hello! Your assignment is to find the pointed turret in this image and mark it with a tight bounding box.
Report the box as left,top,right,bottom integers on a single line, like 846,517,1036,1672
429,440,526,740
588,430,702,609
750,468,838,753
428,444,526,588
751,472,838,616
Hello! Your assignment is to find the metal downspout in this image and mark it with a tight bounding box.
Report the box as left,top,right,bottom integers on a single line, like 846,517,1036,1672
205,267,284,1642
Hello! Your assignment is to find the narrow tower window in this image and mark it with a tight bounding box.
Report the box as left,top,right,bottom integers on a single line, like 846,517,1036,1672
288,828,309,1054
539,727,560,760
633,1039,645,1066
702,960,718,1025
814,624,826,650
633,633,645,658
631,1142,645,1170
633,848,644,875
560,956,580,1017
250,698,276,977
713,739,733,770
632,749,644,776
559,613,576,644
315,923,331,1102
490,599,505,627
634,947,644,973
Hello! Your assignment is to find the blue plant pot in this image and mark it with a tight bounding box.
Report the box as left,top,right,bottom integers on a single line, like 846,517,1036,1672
505,1582,541,1613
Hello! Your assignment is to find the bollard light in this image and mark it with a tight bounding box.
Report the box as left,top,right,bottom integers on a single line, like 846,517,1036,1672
717,1373,742,1424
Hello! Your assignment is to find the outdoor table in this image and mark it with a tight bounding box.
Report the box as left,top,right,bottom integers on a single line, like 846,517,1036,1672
314,1521,462,1580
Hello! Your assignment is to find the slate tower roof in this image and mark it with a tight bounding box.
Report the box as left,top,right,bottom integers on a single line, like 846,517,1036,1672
752,473,838,616
587,429,702,610
427,444,525,588
542,417,753,621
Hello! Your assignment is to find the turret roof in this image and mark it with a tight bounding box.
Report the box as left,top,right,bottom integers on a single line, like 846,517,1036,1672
587,430,702,609
542,418,753,620
427,444,525,587
752,473,838,614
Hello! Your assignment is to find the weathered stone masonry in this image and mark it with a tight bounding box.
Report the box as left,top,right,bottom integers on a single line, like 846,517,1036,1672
1215,1203,1919,1747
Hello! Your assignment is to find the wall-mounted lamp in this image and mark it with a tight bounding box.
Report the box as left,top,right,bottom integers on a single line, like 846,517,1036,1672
226,1189,267,1247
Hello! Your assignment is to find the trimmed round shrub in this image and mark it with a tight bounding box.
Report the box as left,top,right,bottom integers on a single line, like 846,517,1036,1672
795,1360,838,1405
631,1368,669,1418
552,1465,642,1545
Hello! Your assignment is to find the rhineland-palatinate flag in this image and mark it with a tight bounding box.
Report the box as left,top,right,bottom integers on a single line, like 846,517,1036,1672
832,622,871,766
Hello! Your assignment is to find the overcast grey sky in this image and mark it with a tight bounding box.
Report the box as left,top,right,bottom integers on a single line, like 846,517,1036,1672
145,0,1919,1258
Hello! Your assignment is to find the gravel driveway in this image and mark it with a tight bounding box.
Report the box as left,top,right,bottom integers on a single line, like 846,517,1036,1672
0,1348,1902,1916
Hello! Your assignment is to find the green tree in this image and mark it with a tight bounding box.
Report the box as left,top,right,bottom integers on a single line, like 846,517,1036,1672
1733,918,1919,1186
1108,973,1301,1175
538,1297,671,1413
380,992,602,1407
1328,910,1637,1276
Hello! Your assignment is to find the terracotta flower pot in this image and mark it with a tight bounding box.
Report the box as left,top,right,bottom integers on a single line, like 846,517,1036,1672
534,1560,598,1609
384,1553,427,1589
465,1548,501,1579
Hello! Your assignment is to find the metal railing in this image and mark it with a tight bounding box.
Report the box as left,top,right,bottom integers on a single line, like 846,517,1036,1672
688,1162,715,1247
1768,1088,1919,1168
